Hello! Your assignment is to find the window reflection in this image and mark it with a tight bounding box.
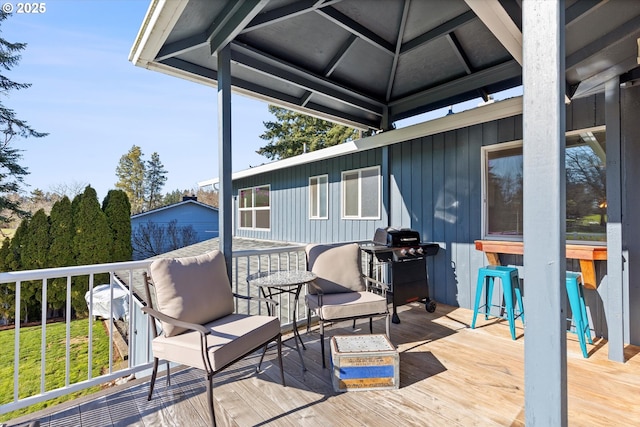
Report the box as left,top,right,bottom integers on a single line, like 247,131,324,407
485,128,606,242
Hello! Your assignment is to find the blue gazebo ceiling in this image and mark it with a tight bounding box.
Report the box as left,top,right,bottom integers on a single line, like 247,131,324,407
131,0,640,130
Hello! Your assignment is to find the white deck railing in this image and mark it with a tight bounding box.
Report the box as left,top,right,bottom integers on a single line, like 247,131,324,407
0,245,307,417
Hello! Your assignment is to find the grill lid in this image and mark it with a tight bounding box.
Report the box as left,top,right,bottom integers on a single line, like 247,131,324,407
373,227,421,247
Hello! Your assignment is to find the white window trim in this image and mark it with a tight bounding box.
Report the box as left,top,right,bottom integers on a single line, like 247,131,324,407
238,184,271,231
309,174,328,220
341,166,381,220
481,125,606,241
481,140,522,241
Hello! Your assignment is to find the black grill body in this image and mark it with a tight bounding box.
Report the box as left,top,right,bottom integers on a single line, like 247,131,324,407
361,227,440,324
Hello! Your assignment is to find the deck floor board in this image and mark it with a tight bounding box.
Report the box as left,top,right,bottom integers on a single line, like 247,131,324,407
6,303,640,427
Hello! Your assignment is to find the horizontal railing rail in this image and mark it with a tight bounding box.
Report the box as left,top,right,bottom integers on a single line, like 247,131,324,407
0,244,309,418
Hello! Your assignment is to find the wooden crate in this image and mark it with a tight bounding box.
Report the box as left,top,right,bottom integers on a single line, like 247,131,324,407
330,334,399,392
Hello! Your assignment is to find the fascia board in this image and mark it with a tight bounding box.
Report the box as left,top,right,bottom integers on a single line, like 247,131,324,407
227,96,523,181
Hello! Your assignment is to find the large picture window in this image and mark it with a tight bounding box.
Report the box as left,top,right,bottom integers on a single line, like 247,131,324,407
342,166,380,219
483,127,606,242
238,185,270,230
309,174,328,219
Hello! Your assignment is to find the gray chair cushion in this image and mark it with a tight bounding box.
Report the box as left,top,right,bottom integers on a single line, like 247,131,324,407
306,243,365,294
151,313,281,371
149,251,234,337
305,291,388,320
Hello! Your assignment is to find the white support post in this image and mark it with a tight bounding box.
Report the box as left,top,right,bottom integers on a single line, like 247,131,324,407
605,77,625,362
522,1,567,426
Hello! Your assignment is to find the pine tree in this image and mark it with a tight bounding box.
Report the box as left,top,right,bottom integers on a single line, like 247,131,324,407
257,105,364,160
102,189,132,262
145,152,167,211
163,189,185,205
115,145,146,214
0,11,47,225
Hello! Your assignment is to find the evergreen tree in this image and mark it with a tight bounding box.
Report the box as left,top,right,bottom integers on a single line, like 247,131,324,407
72,186,111,315
0,11,48,225
145,152,167,211
162,189,185,206
115,145,146,214
6,216,27,271
49,196,75,315
257,105,364,160
21,209,48,320
49,196,75,267
21,208,49,270
73,186,111,265
7,218,35,322
102,189,132,262
0,238,14,322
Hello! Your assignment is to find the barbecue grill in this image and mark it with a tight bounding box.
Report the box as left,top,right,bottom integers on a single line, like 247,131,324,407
361,227,439,324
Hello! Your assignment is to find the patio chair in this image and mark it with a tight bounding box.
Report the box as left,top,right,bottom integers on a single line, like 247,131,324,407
142,250,285,427
305,243,390,368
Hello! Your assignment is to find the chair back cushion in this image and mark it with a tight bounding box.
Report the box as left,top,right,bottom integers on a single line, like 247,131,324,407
306,243,364,294
149,250,234,337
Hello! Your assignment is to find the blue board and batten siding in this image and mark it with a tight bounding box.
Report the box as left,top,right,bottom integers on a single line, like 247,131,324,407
233,94,609,328
235,148,388,243
131,201,219,259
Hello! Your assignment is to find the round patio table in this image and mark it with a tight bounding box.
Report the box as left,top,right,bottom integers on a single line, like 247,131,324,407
247,270,317,372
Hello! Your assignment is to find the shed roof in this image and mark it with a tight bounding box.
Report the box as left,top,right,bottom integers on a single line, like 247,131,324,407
130,198,218,220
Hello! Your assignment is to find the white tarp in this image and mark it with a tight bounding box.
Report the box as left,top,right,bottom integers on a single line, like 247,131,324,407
85,284,129,320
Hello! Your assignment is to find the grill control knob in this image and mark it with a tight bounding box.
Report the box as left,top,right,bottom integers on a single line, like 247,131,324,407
409,247,416,255
400,248,407,256
417,247,424,255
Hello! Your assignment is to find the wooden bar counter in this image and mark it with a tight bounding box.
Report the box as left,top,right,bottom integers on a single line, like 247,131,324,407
474,240,607,290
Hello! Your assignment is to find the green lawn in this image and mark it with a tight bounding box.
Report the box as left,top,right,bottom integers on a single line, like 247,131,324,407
0,318,112,422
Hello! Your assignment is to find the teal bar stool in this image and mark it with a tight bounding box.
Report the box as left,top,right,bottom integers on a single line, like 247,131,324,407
566,272,593,358
471,265,524,340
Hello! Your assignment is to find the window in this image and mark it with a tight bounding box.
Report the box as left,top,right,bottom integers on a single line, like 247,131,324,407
238,185,270,230
482,127,606,242
342,166,380,219
309,174,328,219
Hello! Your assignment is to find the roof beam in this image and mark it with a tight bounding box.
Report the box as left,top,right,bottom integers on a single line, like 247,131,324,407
315,6,395,55
571,55,640,99
241,0,330,33
567,15,640,98
447,33,490,101
565,0,605,26
156,0,274,61
231,42,384,116
160,57,376,129
323,33,358,76
209,0,269,54
156,32,208,62
385,0,411,102
400,10,476,55
566,15,640,70
389,59,521,118
464,0,522,65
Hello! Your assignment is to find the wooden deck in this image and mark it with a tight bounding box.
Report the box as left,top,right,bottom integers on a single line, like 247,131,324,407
6,303,640,426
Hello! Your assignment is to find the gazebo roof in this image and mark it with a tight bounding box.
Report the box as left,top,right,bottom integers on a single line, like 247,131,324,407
129,0,640,131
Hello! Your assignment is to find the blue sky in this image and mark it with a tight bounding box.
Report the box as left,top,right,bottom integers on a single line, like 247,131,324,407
3,0,275,201
3,0,520,202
